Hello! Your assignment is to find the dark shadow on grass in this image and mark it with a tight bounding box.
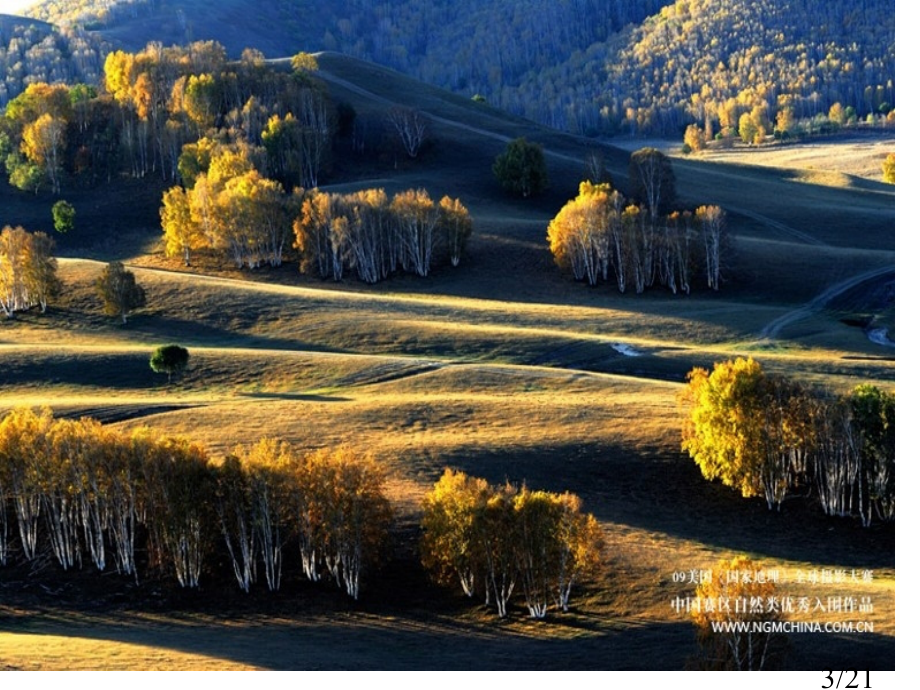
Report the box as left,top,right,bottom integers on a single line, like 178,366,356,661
53,404,206,424
429,443,895,571
237,392,351,402
0,611,697,670
2,351,156,391
131,314,350,354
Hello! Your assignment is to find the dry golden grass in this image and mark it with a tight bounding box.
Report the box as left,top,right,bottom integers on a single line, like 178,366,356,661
0,57,894,668
0,259,894,669
613,132,894,186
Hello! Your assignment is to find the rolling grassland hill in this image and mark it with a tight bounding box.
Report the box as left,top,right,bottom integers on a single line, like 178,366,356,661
0,46,895,672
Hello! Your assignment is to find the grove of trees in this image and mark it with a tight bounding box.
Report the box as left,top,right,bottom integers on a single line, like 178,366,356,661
420,468,604,618
0,408,392,599
0,41,339,195
293,187,472,281
690,555,789,670
680,358,894,525
0,224,61,317
547,181,726,293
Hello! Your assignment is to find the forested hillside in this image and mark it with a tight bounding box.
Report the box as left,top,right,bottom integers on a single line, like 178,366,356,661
0,15,104,108
592,0,895,135
14,0,895,136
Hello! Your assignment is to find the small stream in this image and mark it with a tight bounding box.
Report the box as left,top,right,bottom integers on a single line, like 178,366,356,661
867,328,895,348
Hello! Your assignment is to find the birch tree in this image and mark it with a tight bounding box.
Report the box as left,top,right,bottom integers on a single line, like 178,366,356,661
438,195,473,267
0,407,54,561
213,454,258,592
388,107,428,158
161,186,206,266
142,436,212,587
847,385,895,526
20,113,66,193
691,556,789,670
547,182,615,286
237,438,294,592
0,226,29,318
552,492,604,612
420,468,492,598
696,205,726,291
23,231,61,312
0,226,61,317
305,447,392,600
628,147,676,219
391,188,440,277
513,488,559,618
477,483,518,617
680,358,773,501
95,261,146,324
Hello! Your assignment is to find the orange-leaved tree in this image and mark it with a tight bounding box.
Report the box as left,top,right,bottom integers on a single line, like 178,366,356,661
690,556,789,670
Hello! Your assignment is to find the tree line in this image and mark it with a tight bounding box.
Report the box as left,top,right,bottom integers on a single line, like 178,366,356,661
0,41,339,193
9,1,893,138
548,180,726,293
0,408,602,616
680,358,894,525
0,408,392,598
420,468,604,618
160,143,473,281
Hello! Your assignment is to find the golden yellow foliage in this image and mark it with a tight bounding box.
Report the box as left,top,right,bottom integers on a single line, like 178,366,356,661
690,556,789,670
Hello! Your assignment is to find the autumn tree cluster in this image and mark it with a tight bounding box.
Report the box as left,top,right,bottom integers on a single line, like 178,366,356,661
0,225,61,317
690,556,789,670
0,40,337,194
0,408,392,599
160,140,297,270
214,441,391,599
597,0,894,137
680,358,894,526
420,468,603,618
547,181,726,293
294,188,472,282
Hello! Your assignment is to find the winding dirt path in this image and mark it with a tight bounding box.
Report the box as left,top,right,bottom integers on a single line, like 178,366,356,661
758,264,894,340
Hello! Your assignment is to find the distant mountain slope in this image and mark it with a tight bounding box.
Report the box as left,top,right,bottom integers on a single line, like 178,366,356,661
21,0,670,122
592,0,896,135
19,0,894,137
0,14,105,108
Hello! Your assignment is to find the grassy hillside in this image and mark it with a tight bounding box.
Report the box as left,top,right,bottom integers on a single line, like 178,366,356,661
0,53,895,670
